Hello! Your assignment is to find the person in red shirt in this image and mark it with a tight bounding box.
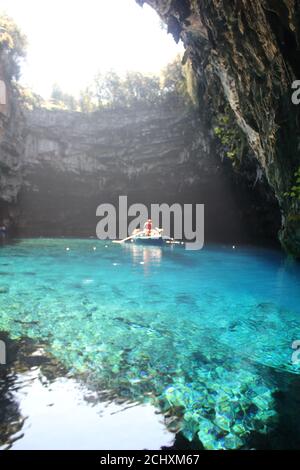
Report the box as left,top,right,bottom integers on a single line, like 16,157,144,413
144,219,152,237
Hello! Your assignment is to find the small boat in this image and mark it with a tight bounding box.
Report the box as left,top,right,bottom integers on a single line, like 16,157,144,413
113,226,184,247
129,233,183,247
129,234,165,246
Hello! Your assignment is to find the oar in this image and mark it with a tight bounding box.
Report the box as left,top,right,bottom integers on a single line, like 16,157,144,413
112,231,142,244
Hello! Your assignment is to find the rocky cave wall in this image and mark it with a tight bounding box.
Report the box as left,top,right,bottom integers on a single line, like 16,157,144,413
138,0,300,257
0,48,24,227
1,1,292,248
20,104,279,242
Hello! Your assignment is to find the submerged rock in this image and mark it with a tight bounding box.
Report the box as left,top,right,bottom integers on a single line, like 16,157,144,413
0,286,9,294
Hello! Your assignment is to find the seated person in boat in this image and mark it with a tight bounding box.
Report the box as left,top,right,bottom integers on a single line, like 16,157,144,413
144,219,153,237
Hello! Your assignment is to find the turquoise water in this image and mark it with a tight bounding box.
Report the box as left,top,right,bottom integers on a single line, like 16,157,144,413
1,238,300,449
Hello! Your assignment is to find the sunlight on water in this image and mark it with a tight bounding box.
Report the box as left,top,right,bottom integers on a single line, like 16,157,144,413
1,239,300,449
7,369,174,450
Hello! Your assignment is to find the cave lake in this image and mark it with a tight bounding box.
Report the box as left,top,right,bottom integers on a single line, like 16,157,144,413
1,238,300,450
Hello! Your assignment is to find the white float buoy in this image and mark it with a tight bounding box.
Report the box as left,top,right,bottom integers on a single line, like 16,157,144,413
66,247,70,251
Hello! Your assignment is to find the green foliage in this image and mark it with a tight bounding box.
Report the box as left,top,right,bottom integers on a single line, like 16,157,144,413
123,71,161,106
94,71,126,107
17,54,191,113
161,54,191,105
283,166,300,201
213,113,245,167
79,87,96,113
78,55,191,111
16,84,44,110
92,70,162,108
50,84,78,111
0,13,26,79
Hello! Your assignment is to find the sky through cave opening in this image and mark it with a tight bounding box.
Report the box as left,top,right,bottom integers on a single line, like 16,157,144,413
0,0,184,99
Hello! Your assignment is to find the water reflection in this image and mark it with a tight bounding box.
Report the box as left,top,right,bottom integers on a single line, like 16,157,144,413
124,243,163,273
0,335,174,450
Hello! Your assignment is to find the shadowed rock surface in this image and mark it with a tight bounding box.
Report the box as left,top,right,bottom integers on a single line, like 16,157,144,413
137,0,300,256
2,3,298,250
0,47,24,230
19,105,280,243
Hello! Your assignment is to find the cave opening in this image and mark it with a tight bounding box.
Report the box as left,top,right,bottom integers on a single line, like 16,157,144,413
1,0,300,454
0,0,281,247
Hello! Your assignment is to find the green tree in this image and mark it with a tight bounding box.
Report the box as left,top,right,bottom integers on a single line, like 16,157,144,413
123,72,161,106
51,83,78,111
161,54,189,103
0,13,27,79
79,86,96,113
94,71,127,108
78,57,191,112
17,84,44,110
51,83,64,102
92,70,161,108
